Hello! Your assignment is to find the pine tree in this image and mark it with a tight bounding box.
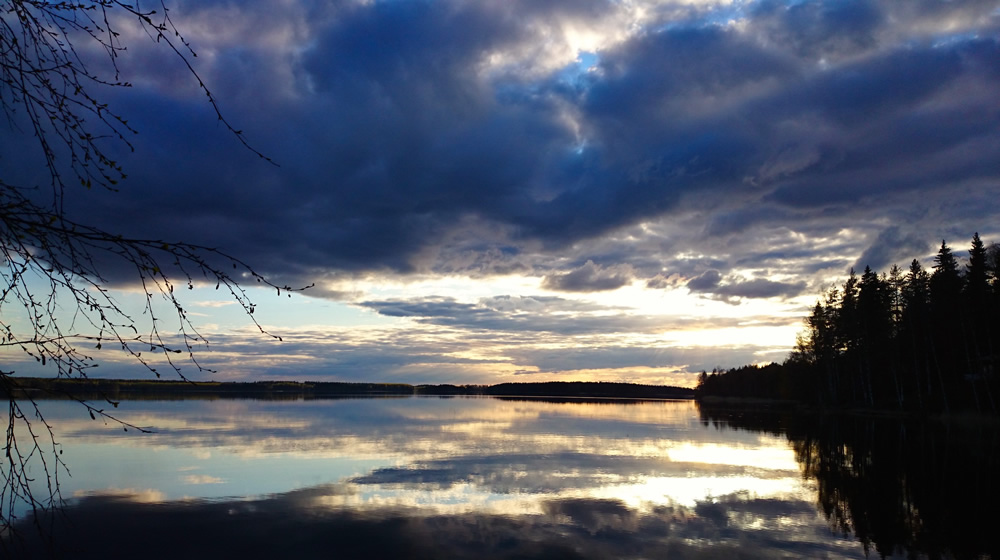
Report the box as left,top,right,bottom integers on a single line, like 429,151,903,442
967,234,989,298
930,240,963,409
858,266,893,405
901,259,931,407
838,269,863,404
886,264,906,405
964,233,995,412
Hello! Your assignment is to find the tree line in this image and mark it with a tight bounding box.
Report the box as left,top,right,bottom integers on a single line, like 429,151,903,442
697,233,1000,414
3,378,695,401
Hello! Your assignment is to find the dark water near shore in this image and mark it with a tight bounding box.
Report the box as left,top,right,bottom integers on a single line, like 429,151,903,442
6,397,998,559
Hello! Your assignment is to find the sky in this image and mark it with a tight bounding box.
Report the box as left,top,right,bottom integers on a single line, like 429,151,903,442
6,0,1000,387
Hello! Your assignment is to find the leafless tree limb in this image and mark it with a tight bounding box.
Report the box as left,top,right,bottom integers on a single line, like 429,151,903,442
1,0,302,543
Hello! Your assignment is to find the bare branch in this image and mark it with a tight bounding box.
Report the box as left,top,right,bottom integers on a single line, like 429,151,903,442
1,0,300,540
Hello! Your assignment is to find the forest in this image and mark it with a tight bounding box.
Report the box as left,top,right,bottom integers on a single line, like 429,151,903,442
2,378,693,401
697,233,1000,414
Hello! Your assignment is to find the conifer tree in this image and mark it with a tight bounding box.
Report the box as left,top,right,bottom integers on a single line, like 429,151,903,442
858,266,893,405
930,241,964,408
886,264,906,405
964,233,995,411
901,259,931,406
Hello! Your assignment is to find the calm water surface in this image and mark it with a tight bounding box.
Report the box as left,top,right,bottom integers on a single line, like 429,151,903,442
9,397,997,559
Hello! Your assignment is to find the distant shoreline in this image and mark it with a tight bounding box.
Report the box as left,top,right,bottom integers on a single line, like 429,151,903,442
1,377,695,402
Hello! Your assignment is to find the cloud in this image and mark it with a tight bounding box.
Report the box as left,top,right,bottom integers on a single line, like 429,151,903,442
854,226,931,272
183,475,226,485
749,0,885,61
358,295,666,336
194,301,239,308
8,0,1000,383
645,274,681,290
37,0,996,288
541,260,634,292
714,278,808,300
687,272,807,301
686,270,722,292
20,0,992,296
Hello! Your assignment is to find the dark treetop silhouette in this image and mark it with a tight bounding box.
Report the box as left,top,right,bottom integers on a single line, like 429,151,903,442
1,0,306,540
697,234,1000,415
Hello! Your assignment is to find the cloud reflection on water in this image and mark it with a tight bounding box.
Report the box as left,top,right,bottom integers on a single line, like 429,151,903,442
19,487,863,560
10,397,869,558
52,398,805,504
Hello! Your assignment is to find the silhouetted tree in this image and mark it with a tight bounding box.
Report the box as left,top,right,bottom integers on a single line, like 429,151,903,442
900,259,932,407
1,0,301,542
886,264,905,405
930,240,966,409
700,233,999,414
966,234,989,301
964,233,995,411
857,266,893,405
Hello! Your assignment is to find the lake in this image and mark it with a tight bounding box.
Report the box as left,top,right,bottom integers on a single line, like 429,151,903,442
5,397,997,559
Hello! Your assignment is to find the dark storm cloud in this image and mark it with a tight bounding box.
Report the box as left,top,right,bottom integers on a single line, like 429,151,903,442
16,0,1000,293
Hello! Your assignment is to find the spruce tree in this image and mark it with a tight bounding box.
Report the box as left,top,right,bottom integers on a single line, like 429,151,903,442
930,240,963,408
901,259,931,406
964,233,995,412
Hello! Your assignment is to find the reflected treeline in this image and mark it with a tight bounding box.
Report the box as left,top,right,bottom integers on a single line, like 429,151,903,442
698,402,1000,559
699,234,1000,414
